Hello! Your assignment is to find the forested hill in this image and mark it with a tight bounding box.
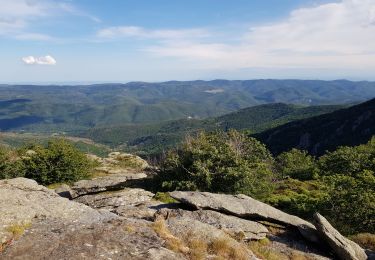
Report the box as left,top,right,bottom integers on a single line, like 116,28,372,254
82,103,344,154
256,98,375,156
0,79,374,132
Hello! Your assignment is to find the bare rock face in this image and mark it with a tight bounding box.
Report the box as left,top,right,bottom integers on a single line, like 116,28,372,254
0,178,116,245
169,191,319,243
70,172,147,198
156,208,269,241
2,218,184,260
313,213,368,260
0,178,182,259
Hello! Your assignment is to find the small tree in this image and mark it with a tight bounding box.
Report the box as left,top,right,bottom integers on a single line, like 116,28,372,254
157,130,275,199
21,139,92,185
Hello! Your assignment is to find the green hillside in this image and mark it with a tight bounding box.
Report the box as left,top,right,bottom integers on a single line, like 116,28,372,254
82,103,344,155
0,80,373,132
256,98,375,155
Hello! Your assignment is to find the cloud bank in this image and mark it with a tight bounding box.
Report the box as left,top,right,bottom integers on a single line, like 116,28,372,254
97,0,375,71
22,55,57,65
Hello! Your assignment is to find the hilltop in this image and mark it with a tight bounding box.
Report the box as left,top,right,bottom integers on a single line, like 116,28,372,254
82,103,344,155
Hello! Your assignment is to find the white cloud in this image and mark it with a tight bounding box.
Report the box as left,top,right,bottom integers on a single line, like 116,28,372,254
97,26,210,40
22,55,56,65
140,0,375,71
0,0,99,40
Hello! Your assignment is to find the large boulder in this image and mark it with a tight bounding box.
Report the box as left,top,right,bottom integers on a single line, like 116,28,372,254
313,213,368,260
156,208,269,241
70,172,147,198
169,191,319,243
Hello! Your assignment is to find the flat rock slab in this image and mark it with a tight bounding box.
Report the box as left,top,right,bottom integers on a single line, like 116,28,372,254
74,188,154,209
0,178,116,245
169,191,318,243
2,218,183,260
70,172,147,198
74,188,160,220
156,208,269,241
313,213,368,260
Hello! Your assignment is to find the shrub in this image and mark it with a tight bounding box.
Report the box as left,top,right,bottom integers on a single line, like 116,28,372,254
0,145,23,179
321,170,375,234
276,149,318,180
21,139,92,185
157,130,275,199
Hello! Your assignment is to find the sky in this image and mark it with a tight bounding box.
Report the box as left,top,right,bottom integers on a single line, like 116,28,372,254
1,0,375,83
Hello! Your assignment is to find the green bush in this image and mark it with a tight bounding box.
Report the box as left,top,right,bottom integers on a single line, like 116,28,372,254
322,170,375,234
21,139,92,185
157,130,275,199
0,146,23,179
276,149,318,180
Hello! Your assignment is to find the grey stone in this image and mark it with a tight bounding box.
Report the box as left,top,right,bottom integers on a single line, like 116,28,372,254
2,218,184,260
70,172,147,198
313,213,368,260
169,191,319,243
0,178,116,245
156,208,269,241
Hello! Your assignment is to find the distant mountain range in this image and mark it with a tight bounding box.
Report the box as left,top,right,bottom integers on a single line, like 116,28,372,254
82,103,345,155
1,79,375,132
256,98,375,155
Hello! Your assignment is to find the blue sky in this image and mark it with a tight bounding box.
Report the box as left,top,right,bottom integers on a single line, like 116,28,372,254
1,0,375,83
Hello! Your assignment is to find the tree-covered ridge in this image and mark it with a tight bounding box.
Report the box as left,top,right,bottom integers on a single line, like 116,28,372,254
257,97,375,155
82,103,344,155
0,79,373,132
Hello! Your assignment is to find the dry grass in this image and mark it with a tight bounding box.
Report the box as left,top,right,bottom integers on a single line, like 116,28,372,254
116,154,145,170
248,238,288,260
123,224,136,233
186,238,208,260
290,251,311,260
152,219,253,260
349,233,375,250
209,236,249,260
152,218,189,254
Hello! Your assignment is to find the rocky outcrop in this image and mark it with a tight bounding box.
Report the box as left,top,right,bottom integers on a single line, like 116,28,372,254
0,178,182,259
156,208,269,241
2,218,183,260
69,172,147,198
169,191,319,243
2,177,357,260
313,213,368,260
0,178,116,244
89,152,150,173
